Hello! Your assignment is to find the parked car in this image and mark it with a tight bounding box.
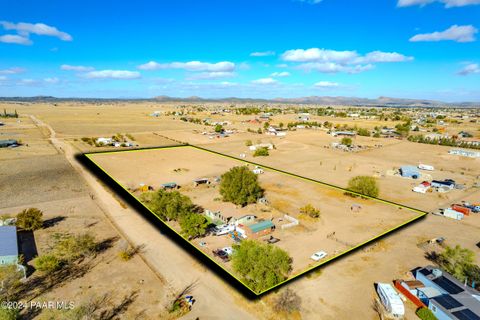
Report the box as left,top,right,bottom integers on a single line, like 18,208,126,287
212,249,230,262
264,236,280,244
222,247,234,256
310,251,327,261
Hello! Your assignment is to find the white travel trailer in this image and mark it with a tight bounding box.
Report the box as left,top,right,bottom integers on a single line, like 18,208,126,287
418,164,434,171
376,283,405,318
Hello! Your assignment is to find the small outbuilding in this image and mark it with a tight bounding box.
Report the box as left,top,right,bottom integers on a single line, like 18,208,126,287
244,220,275,239
0,226,19,266
400,166,420,179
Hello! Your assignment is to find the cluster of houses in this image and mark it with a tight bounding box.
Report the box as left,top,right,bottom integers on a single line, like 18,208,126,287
95,137,135,148
393,266,480,320
449,149,480,159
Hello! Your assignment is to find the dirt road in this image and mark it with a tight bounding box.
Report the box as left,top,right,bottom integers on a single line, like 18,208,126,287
28,115,258,320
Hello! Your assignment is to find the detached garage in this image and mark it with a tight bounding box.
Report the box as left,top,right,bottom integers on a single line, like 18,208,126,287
400,166,420,179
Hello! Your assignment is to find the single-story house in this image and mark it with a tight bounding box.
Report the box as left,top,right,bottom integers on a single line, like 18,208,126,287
0,139,19,148
400,166,420,179
412,266,480,320
0,226,19,266
431,179,456,189
244,220,275,239
330,131,356,137
233,215,257,226
204,210,228,224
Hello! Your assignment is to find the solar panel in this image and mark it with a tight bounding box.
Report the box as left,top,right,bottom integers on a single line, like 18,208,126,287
433,276,465,294
419,268,432,276
432,295,463,310
452,309,480,320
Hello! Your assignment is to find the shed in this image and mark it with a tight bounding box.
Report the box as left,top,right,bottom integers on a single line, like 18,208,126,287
0,226,19,266
400,166,420,179
245,220,275,239
161,182,178,190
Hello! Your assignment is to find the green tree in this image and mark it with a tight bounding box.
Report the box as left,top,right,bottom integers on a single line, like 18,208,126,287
357,128,370,137
220,166,264,206
300,204,321,218
245,140,253,147
179,213,209,239
341,137,353,146
253,147,269,157
232,240,292,293
347,176,379,198
33,254,61,273
141,190,195,221
438,245,475,282
16,208,43,231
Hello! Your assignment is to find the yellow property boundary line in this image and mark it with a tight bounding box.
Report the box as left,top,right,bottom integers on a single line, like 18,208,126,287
84,144,427,296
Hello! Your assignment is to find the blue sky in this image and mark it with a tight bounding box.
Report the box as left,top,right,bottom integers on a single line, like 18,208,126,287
1,0,479,101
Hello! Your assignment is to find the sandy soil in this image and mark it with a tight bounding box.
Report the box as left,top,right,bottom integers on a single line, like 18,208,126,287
89,146,421,277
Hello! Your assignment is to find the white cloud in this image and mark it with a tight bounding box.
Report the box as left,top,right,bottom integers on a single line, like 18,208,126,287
297,62,374,74
61,64,95,72
270,71,290,77
282,48,358,63
360,51,414,63
281,47,412,74
138,61,235,72
296,0,324,4
187,71,235,80
0,67,25,74
0,34,32,45
0,76,7,81
84,70,141,80
44,77,59,84
458,63,480,75
410,25,477,42
0,21,72,41
398,0,480,7
314,81,340,88
20,79,38,85
251,78,278,85
250,51,276,57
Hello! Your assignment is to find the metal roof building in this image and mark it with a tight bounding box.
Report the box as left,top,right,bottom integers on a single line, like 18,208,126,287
0,226,19,265
400,165,420,179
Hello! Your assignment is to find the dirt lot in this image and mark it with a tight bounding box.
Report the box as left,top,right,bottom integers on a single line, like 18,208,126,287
88,146,422,278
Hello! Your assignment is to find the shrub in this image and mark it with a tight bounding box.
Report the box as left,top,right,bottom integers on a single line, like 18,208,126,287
33,254,61,273
347,176,379,198
53,233,97,262
274,289,302,313
416,307,438,320
253,147,269,157
245,140,253,147
220,166,264,206
300,204,321,218
341,137,353,146
16,208,43,231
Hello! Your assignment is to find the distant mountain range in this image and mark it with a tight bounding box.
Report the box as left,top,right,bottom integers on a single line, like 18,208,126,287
0,95,479,107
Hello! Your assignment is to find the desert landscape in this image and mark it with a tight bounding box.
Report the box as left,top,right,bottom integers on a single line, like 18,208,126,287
1,100,479,319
